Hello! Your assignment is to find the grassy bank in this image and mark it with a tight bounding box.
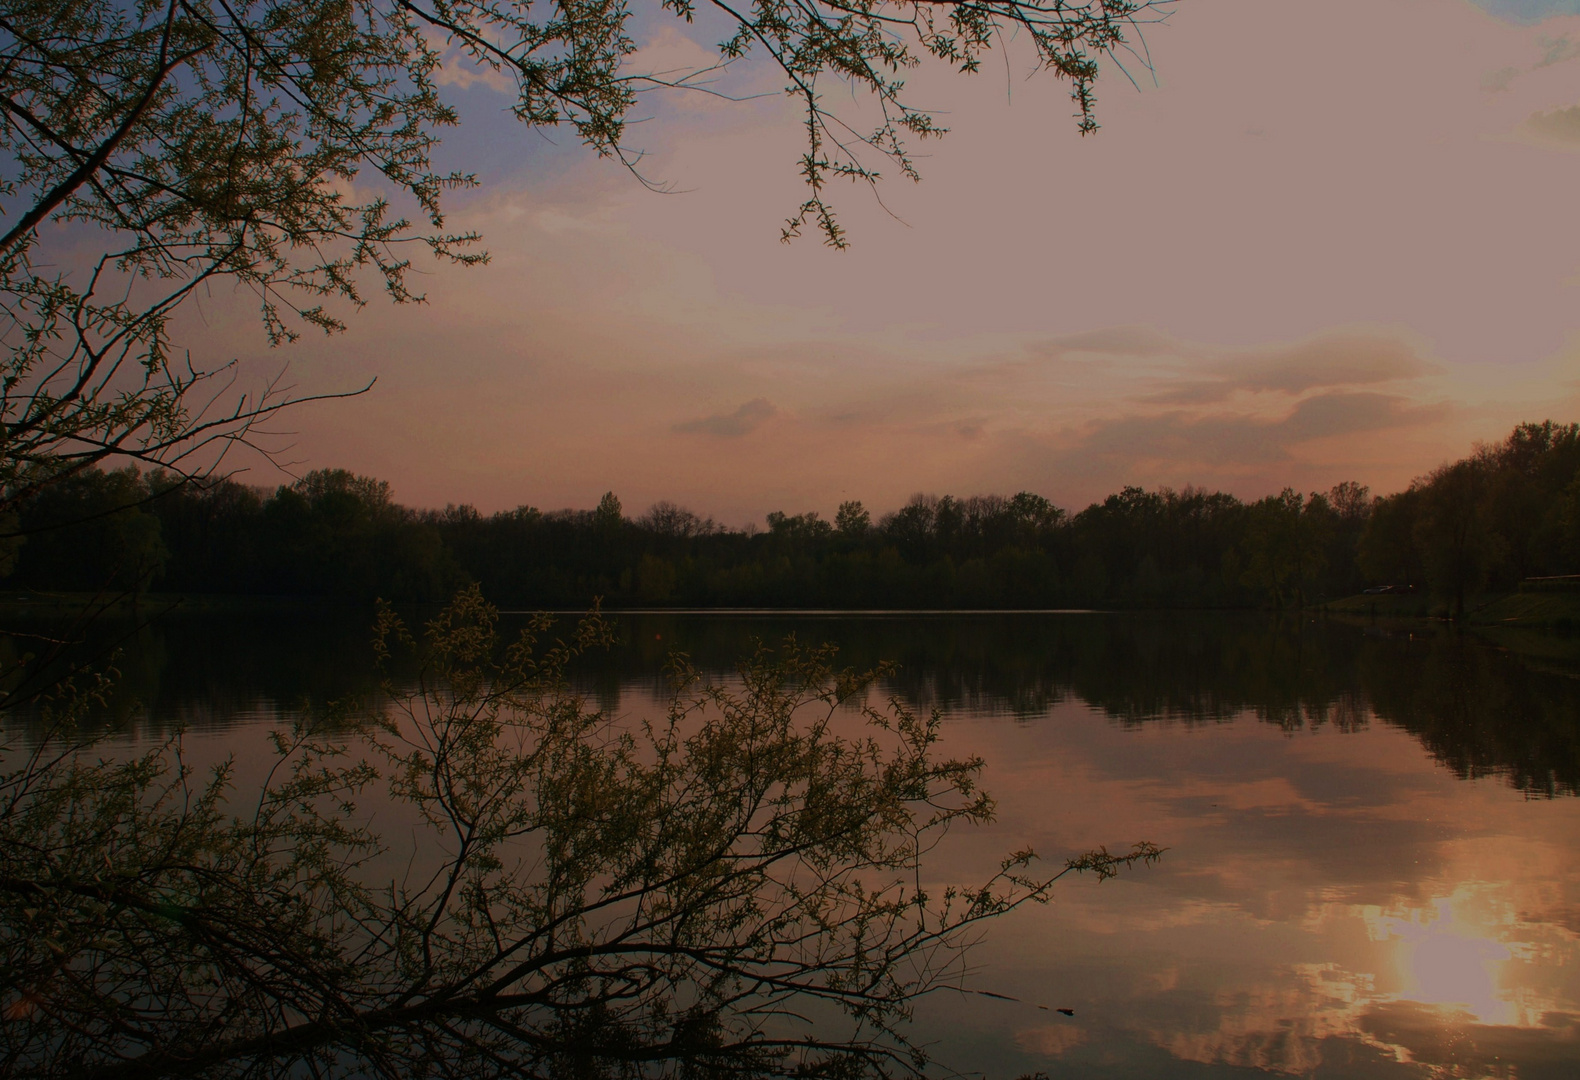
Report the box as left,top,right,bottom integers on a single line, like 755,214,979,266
1324,588,1580,629
1469,590,1580,631
1321,587,1580,674
1322,592,1439,619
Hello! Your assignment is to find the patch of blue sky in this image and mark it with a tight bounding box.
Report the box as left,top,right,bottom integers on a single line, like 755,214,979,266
424,9,757,200
1473,0,1580,23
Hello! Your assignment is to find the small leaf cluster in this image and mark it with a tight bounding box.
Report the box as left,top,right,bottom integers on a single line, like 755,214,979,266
748,0,1168,247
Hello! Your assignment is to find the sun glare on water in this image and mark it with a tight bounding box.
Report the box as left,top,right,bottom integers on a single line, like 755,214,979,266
1378,899,1514,1024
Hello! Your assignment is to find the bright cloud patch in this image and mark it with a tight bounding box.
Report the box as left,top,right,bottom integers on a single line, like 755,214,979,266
1145,332,1434,405
1524,103,1580,144
1044,392,1446,474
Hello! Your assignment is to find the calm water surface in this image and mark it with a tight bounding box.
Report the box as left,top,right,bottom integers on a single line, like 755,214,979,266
14,609,1580,1079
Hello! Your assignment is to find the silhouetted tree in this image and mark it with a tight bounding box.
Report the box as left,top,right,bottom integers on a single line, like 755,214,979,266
0,0,1165,519
11,468,167,595
1415,460,1494,619
14,421,1579,612
1239,489,1330,609
835,500,871,537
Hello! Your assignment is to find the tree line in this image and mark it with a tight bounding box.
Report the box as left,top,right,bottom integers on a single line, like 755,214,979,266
10,421,1580,612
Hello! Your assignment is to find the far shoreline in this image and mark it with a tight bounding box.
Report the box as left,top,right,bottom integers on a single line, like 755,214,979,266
5,589,1578,631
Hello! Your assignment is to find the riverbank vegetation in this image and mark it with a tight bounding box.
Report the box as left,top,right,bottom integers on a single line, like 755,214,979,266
8,422,1579,614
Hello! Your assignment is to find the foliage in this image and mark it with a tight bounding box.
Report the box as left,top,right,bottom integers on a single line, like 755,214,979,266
835,501,871,537
0,0,1167,515
6,468,1355,607
2,465,168,594
1361,421,1580,616
1237,488,1331,610
14,421,1579,611
0,585,1160,1078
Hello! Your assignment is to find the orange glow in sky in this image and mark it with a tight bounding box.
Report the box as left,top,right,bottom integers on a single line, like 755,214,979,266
188,0,1580,522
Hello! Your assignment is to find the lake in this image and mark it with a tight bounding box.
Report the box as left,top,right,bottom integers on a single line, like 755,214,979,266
9,606,1580,1079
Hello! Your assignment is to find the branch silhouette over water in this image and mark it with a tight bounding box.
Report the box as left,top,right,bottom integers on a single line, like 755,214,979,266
0,587,1159,1079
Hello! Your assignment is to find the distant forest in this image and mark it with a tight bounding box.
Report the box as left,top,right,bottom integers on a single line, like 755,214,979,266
9,421,1580,612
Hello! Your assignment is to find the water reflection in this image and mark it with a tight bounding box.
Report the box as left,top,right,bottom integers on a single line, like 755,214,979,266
922,699,1580,1078
14,610,1578,800
4,608,1579,1077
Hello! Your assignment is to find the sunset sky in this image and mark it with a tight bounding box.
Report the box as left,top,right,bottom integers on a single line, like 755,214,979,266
187,0,1580,525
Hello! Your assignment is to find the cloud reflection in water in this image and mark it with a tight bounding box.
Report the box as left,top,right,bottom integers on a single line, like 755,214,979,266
917,658,1580,1079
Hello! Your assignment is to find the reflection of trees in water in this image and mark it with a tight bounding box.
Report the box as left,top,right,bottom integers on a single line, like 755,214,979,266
598,614,1580,798
1070,620,1580,797
603,614,1359,728
1359,635,1580,798
0,607,385,739
1061,615,1359,729
10,609,1579,797
4,594,1160,1079
591,615,1580,796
